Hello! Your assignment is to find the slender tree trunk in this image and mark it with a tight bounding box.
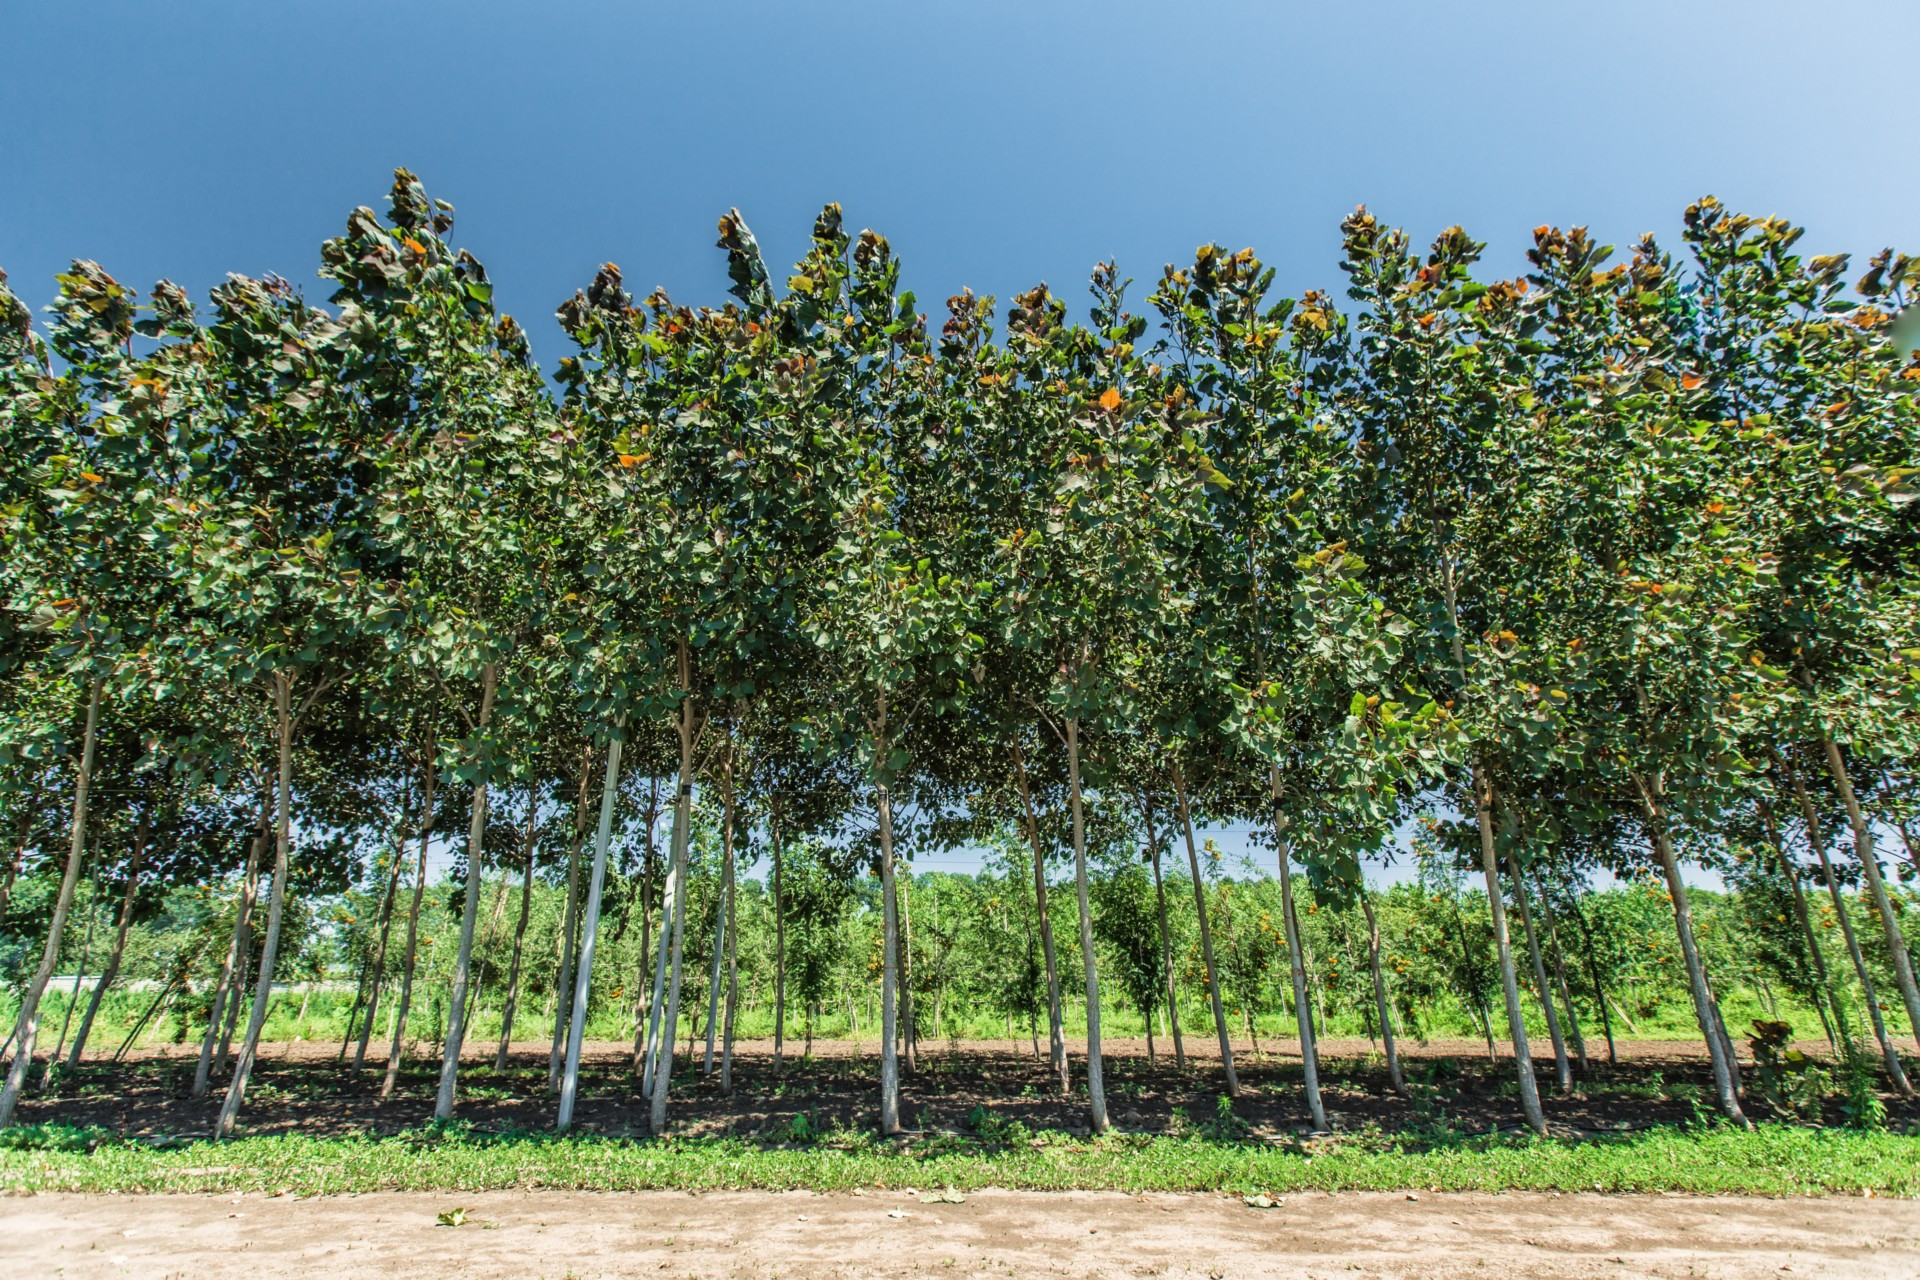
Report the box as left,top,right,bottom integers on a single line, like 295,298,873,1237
1635,774,1749,1127
1791,760,1912,1093
1759,791,1846,1057
1530,870,1588,1073
382,759,437,1099
644,680,699,1133
216,670,301,1138
1466,766,1545,1133
719,795,739,1096
66,825,147,1070
1358,889,1404,1094
549,743,592,1090
702,776,732,1079
1173,762,1238,1096
1823,739,1920,1053
1266,765,1327,1131
1140,790,1184,1070
874,702,904,1134
196,790,268,1097
495,784,539,1070
1504,845,1570,1092
900,867,918,1073
1012,738,1068,1094
1,678,101,1127
435,664,498,1119
1065,715,1107,1134
771,798,787,1076
352,801,409,1069
628,780,659,1066
558,728,626,1133
640,781,682,1089
1560,870,1618,1064
46,863,103,1081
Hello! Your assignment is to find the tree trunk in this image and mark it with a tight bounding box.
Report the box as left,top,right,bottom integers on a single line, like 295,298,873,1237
702,795,731,1078
639,781,682,1089
435,664,498,1119
1140,790,1184,1070
1822,739,1920,1054
1467,766,1545,1133
1065,715,1108,1135
628,780,659,1067
900,866,918,1074
558,729,626,1133
719,781,739,1096
1529,869,1588,1073
1,678,101,1127
66,821,147,1070
644,662,699,1133
46,863,104,1081
1560,869,1618,1064
1759,791,1846,1058
495,782,540,1070
1012,738,1068,1095
549,743,592,1090
1358,889,1405,1094
1636,774,1749,1127
1504,845,1570,1091
352,797,410,1070
216,670,300,1138
771,798,787,1076
1173,763,1238,1096
195,797,268,1097
874,702,904,1134
382,758,437,1099
1791,759,1912,1094
1266,765,1327,1131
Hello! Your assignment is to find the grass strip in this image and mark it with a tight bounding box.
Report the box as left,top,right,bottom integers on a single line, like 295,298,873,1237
1,1123,1914,1197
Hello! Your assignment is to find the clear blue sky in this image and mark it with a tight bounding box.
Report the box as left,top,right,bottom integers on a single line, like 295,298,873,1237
5,0,1915,364
7,0,1908,888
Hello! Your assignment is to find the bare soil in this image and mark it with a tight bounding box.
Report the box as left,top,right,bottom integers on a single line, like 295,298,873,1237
7,1187,1916,1278
21,1035,1914,1140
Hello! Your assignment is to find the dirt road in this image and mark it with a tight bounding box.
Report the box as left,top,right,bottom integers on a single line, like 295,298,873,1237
6,1188,1915,1279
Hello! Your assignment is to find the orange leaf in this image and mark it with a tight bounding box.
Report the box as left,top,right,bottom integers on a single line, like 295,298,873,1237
1098,388,1122,411
1681,372,1705,390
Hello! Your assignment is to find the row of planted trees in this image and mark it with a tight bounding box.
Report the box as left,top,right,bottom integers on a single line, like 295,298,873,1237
1,170,1917,1138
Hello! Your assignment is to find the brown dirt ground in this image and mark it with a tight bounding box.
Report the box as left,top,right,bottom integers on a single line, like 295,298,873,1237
6,1187,1917,1279
22,1034,1916,1140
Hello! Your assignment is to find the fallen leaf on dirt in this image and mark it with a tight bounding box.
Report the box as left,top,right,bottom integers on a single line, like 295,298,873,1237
437,1208,469,1227
920,1187,966,1204
1244,1194,1282,1209
886,1209,910,1219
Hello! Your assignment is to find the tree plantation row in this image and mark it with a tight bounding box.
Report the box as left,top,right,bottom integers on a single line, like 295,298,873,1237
1,170,1916,1141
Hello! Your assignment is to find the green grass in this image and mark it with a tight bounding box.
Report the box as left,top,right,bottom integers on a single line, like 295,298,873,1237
1,1123,1913,1197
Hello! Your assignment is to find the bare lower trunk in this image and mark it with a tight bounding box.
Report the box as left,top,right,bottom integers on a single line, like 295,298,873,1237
1560,870,1618,1064
1468,767,1545,1133
875,704,903,1135
1759,791,1845,1058
215,670,301,1138
900,869,918,1074
195,804,267,1097
1637,775,1749,1127
558,730,626,1133
1140,791,1184,1070
1791,760,1911,1094
435,665,498,1119
1823,739,1920,1054
66,828,147,1070
1359,890,1404,1094
1173,763,1237,1095
644,649,700,1135
1530,871,1588,1072
1012,738,1068,1095
1267,765,1327,1131
382,760,437,1099
549,745,592,1091
771,800,786,1076
494,788,539,1071
2,678,101,1127
353,803,410,1070
1066,716,1107,1134
1505,846,1570,1091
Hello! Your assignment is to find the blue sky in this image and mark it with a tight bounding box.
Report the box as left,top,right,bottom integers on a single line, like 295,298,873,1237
7,0,1910,887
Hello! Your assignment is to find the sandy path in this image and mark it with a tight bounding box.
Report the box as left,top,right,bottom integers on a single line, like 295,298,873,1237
7,1189,1916,1279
